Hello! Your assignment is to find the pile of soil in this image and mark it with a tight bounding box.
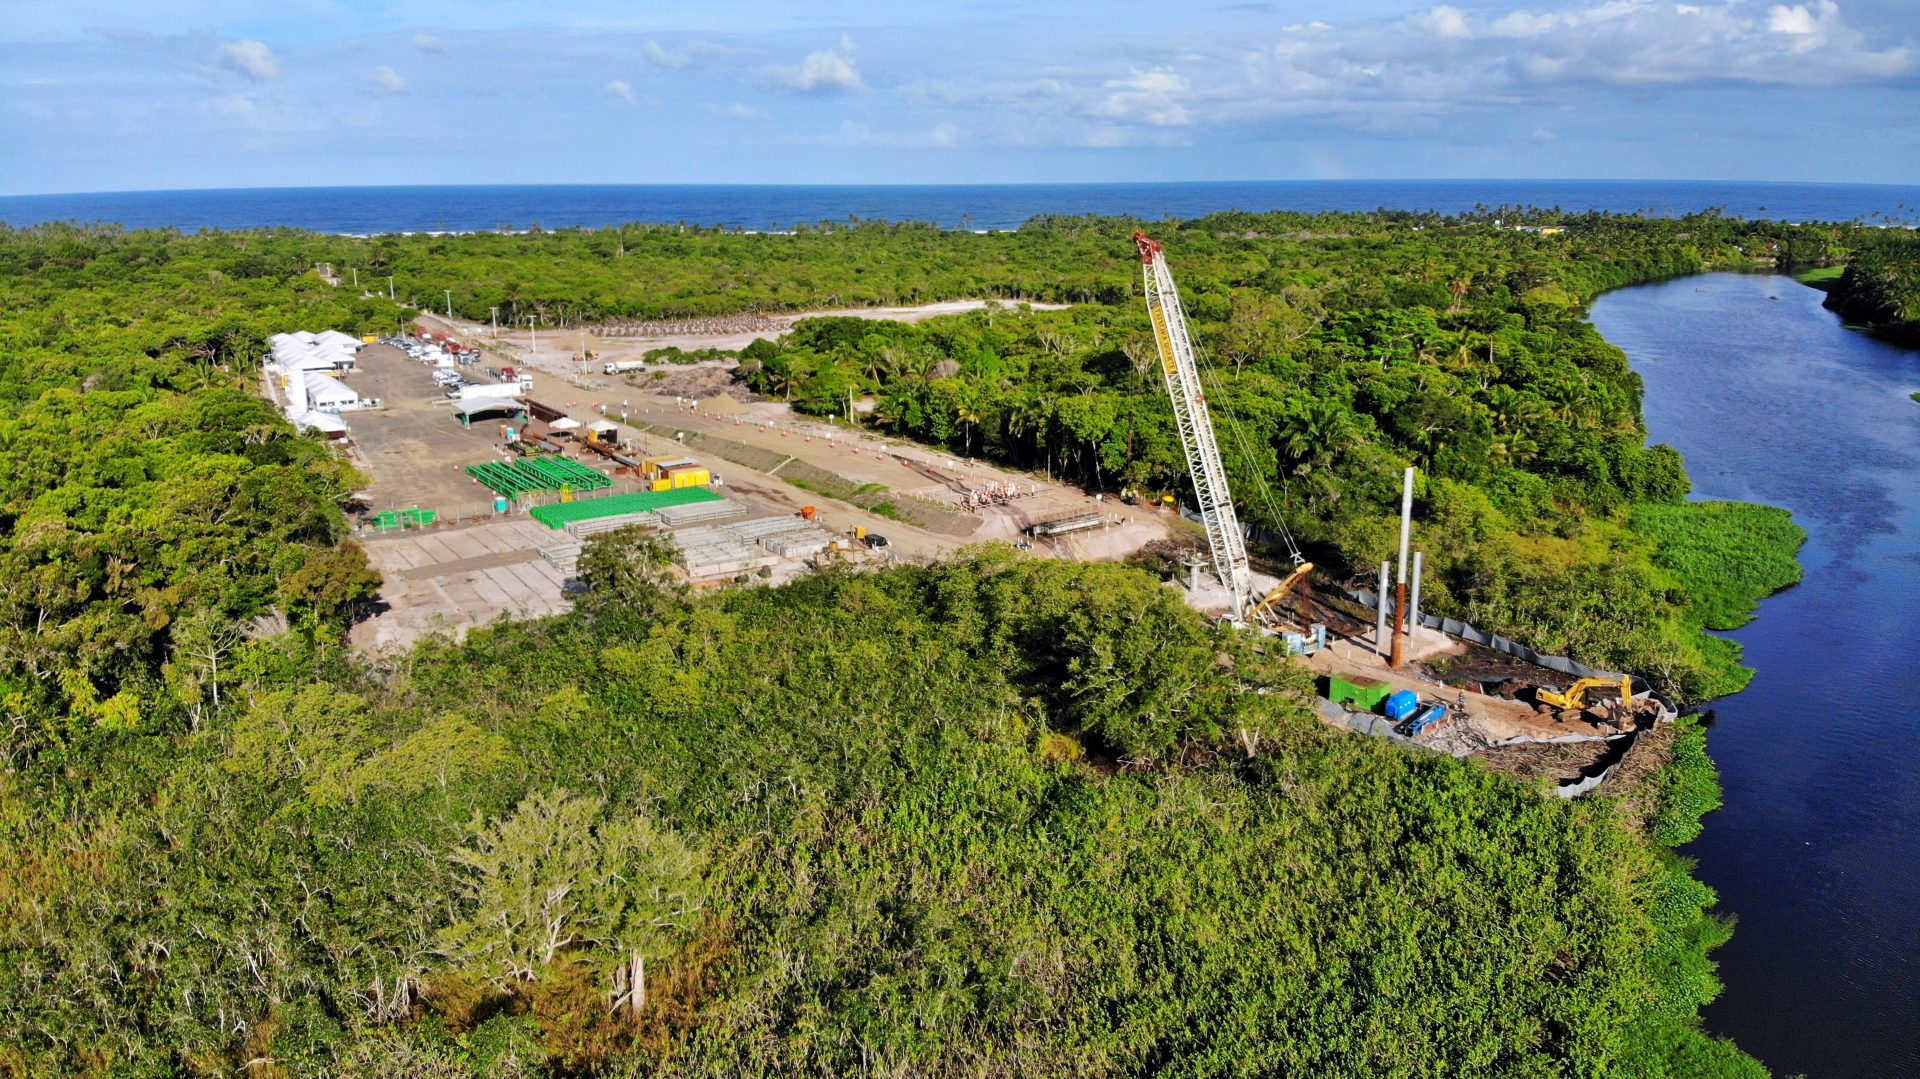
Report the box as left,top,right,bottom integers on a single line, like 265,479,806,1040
627,365,760,403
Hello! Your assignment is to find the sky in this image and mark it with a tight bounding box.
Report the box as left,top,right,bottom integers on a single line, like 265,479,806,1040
3,0,1916,194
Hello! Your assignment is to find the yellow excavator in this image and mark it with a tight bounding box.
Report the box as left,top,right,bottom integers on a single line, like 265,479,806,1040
1537,675,1634,712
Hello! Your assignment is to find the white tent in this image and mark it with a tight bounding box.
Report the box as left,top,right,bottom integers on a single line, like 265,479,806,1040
279,352,344,373
450,397,526,420
272,342,357,371
548,417,582,431
315,330,363,349
303,371,359,410
292,411,350,436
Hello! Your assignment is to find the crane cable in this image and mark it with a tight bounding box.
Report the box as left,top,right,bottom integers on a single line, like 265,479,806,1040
1190,341,1306,568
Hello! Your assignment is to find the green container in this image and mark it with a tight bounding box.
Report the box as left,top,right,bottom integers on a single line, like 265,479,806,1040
1329,675,1392,711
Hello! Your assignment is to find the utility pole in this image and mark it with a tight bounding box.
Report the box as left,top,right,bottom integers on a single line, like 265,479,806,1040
351,268,357,288
490,306,498,336
444,289,453,318
527,315,537,358
388,275,394,300
1391,466,1415,668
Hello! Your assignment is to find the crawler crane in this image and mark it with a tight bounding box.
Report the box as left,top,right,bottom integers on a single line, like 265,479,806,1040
1134,232,1314,629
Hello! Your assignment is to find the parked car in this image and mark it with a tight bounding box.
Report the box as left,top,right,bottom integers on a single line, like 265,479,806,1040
862,533,890,549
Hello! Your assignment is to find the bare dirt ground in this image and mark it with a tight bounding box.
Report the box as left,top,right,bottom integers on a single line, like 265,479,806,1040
418,298,1069,373
333,343,561,516
332,307,1172,652
1304,628,1634,744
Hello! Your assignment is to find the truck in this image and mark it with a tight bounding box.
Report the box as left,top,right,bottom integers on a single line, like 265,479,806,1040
604,360,646,375
486,367,534,390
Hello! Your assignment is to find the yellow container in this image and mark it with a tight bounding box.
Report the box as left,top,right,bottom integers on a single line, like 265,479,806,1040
650,478,671,492
855,526,867,540
362,334,378,344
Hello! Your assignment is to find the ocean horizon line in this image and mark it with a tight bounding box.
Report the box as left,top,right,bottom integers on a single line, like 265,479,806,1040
6,176,1919,202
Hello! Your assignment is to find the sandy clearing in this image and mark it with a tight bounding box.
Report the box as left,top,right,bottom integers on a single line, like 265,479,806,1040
417,298,1071,370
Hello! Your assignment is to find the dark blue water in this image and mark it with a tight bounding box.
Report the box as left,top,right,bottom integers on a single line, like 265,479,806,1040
3,180,1917,234
1592,275,1920,1079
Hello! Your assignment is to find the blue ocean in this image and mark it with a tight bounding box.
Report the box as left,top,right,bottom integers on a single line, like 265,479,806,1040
2,180,1916,233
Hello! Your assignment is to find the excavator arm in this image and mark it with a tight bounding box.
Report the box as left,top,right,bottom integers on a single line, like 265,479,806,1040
1245,561,1315,624
1538,675,1634,711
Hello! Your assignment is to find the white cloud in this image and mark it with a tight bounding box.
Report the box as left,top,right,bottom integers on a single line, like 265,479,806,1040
1488,11,1562,37
779,40,864,93
373,66,408,95
1769,3,1822,34
903,0,1911,149
413,34,446,54
929,123,959,147
1409,5,1474,39
219,39,280,80
706,101,767,120
1096,67,1191,126
211,94,257,119
644,40,691,69
603,79,636,105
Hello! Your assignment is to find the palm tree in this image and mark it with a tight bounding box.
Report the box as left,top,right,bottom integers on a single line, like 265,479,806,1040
956,404,984,458
764,365,802,402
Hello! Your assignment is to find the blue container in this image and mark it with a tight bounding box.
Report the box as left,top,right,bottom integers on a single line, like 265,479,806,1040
1384,690,1419,721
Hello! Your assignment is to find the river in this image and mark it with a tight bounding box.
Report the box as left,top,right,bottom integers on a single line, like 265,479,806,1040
1590,274,1920,1079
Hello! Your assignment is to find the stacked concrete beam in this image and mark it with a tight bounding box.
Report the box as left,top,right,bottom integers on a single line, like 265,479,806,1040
724,517,815,541
562,511,659,540
654,500,747,526
541,544,581,575
759,528,837,557
666,525,778,581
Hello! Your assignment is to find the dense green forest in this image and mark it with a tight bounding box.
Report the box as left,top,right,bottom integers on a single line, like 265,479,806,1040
1816,231,1920,346
0,215,1836,1075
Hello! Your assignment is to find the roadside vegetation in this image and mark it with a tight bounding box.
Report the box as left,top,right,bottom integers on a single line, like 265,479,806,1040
0,215,1832,1075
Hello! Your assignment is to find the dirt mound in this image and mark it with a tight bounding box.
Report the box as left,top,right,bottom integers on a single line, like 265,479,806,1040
623,365,759,404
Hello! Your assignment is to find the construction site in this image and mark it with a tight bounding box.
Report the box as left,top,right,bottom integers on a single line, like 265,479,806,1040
291,239,1672,800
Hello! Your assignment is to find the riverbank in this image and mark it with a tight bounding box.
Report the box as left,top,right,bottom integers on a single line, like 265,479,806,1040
1592,272,1920,1078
